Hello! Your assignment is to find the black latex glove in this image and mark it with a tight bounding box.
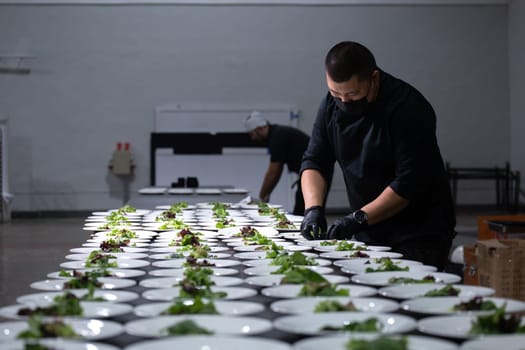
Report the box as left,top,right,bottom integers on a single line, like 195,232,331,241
326,214,366,240
300,206,327,240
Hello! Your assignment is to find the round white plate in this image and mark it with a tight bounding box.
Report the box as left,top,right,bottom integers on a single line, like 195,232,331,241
461,335,525,349
17,290,139,306
139,276,244,288
148,268,239,277
295,239,367,248
351,271,461,286
320,250,403,260
155,204,197,210
314,244,391,252
142,287,257,301
0,318,124,341
270,296,399,314
245,274,348,287
234,251,319,260
273,312,416,335
47,269,146,279
148,252,231,260
0,301,133,319
152,259,241,268
124,315,272,337
242,257,329,267
333,257,422,268
334,259,437,275
70,247,148,254
293,334,458,350
30,278,136,291
401,296,525,315
0,339,120,350
261,284,376,299
133,300,265,317
82,242,150,248
124,335,291,350
378,284,495,300
65,252,149,261
149,246,225,254
418,315,525,339
218,226,279,237
60,259,150,270
244,265,333,276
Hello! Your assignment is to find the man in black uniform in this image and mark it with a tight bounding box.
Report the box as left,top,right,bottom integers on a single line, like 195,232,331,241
300,41,456,270
244,111,310,215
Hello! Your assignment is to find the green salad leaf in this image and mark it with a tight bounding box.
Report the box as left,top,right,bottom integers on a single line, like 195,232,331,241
423,284,460,297
17,315,79,339
161,297,218,315
164,320,214,336
321,317,381,332
345,336,408,350
314,300,358,312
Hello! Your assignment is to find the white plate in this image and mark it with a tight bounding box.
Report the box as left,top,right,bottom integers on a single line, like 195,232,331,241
134,300,265,317
139,276,244,288
70,247,149,254
333,257,422,268
340,262,437,275
148,252,231,260
124,335,291,350
351,271,461,286
17,290,139,305
149,268,239,277
30,278,136,291
0,339,120,350
261,284,376,299
293,334,458,350
245,274,348,287
461,335,525,349
401,296,525,315
0,301,133,319
320,250,403,260
138,187,167,195
60,259,150,270
270,296,399,314
244,265,334,276
234,251,317,260
295,239,367,248
156,204,197,210
149,245,225,253
65,252,149,261
379,284,495,300
418,315,525,339
242,257,329,267
314,244,392,252
124,315,272,337
152,259,241,268
273,312,416,335
142,286,257,301
47,268,146,279
0,318,124,341
82,242,150,248
217,226,279,238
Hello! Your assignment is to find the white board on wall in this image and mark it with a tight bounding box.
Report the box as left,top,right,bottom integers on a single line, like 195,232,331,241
154,105,299,132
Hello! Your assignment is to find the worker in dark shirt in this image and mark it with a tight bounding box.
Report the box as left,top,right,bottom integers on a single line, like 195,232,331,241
300,41,456,270
244,111,310,215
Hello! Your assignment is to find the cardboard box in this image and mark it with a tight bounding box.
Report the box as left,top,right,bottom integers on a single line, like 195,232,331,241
477,239,525,301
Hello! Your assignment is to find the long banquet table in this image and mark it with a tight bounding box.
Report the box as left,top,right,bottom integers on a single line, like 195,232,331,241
1,202,524,350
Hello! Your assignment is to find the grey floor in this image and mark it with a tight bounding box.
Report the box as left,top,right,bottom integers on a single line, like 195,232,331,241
0,211,482,308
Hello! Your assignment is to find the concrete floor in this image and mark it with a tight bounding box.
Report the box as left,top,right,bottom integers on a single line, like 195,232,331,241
0,211,482,307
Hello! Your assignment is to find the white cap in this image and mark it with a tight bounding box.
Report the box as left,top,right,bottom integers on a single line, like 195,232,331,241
244,111,268,131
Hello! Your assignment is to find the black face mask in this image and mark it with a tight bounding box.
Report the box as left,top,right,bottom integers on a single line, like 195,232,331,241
335,96,369,117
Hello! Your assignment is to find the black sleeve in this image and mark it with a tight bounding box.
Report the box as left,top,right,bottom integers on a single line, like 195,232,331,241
388,91,437,201
300,95,336,182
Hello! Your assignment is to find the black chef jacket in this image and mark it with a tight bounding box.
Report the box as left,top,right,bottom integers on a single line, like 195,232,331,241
301,70,456,246
267,124,310,174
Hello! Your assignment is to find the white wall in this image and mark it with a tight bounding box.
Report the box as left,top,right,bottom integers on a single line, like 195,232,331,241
509,0,525,201
0,3,511,211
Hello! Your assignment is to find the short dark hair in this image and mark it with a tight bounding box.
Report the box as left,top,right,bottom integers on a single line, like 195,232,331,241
325,41,377,83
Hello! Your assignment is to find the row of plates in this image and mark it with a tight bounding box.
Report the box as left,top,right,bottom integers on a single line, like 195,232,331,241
2,311,524,342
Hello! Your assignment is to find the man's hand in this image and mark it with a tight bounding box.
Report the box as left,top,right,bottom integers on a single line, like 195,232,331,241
326,213,367,240
300,206,327,240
